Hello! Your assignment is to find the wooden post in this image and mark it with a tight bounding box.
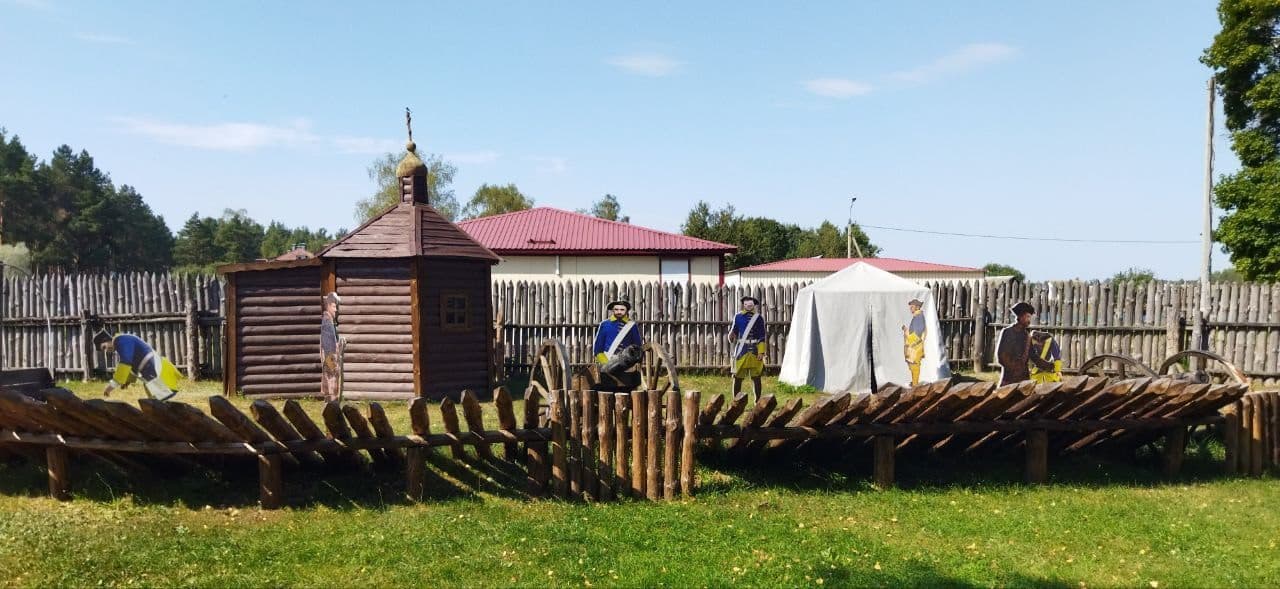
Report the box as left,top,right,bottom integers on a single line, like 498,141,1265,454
1223,403,1240,475
407,397,430,501
439,398,465,460
972,280,987,371
614,392,630,496
1251,395,1265,476
551,390,569,499
1025,430,1048,484
1164,303,1180,359
680,390,700,498
646,389,662,501
1238,397,1252,475
525,388,548,496
568,390,582,500
79,311,93,382
663,389,680,500
46,446,70,501
222,273,237,396
583,390,598,501
495,387,518,461
631,391,647,499
257,453,284,509
598,392,615,501
1162,426,1187,477
185,300,199,380
873,435,895,489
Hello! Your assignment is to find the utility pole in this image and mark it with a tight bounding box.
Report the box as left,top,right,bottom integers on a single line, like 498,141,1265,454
1193,77,1215,355
847,197,863,258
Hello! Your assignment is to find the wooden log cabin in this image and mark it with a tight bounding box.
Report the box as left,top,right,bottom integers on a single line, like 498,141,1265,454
218,141,500,400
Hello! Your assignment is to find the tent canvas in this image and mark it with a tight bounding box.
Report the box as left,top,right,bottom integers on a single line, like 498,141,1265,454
779,262,951,393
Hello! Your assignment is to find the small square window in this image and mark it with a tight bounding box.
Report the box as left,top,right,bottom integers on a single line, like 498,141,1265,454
442,293,469,330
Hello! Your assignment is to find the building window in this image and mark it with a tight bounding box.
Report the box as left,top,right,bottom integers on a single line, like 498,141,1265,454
442,292,470,330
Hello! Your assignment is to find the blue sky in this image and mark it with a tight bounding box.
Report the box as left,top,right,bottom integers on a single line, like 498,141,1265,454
1,0,1235,280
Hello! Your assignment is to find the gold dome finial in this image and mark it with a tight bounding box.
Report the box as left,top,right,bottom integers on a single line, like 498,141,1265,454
395,108,428,178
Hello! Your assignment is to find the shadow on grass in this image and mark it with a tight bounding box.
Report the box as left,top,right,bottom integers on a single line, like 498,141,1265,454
696,425,1241,497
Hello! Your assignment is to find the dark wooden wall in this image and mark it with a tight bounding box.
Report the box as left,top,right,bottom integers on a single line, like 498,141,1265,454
421,259,492,399
234,267,322,397
334,259,414,400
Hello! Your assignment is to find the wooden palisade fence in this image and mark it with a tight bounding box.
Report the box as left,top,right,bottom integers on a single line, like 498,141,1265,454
3,266,1280,387
0,267,224,380
2,377,1275,508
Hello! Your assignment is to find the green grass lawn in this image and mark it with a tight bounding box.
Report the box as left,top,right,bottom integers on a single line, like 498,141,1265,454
0,375,1276,587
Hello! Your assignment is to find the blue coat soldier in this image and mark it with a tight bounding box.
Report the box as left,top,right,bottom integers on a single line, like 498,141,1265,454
94,329,181,400
728,296,767,400
594,300,643,367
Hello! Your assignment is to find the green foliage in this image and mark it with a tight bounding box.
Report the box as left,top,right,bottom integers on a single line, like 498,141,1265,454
1203,0,1280,280
0,243,29,272
1111,267,1157,284
1212,265,1244,281
681,201,880,269
583,193,629,222
982,262,1026,282
1,136,173,271
356,151,459,223
259,221,345,260
173,210,344,271
461,183,535,219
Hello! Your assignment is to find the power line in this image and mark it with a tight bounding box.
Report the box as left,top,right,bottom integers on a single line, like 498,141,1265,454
860,223,1198,245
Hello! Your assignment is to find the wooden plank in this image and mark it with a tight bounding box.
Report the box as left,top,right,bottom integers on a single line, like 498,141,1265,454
716,393,749,426
1222,403,1240,475
523,388,549,496
292,401,358,467
583,390,599,501
550,390,569,498
258,453,284,509
630,390,646,499
698,393,725,426
568,390,582,500
439,398,465,460
460,390,493,461
493,387,519,460
367,403,406,467
1162,426,1187,477
663,389,680,500
598,391,615,501
873,435,895,489
646,389,662,500
251,400,324,467
614,391,630,497
680,390,699,498
46,445,71,501
726,395,778,452
209,396,299,468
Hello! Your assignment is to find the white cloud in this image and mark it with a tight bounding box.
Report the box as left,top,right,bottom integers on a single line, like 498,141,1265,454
447,150,501,165
74,32,136,45
891,42,1017,84
804,78,874,99
606,53,683,77
528,156,567,174
113,117,318,151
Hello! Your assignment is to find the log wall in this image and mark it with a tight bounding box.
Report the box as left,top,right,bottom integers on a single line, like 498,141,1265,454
334,260,414,399
234,267,322,397
421,259,492,399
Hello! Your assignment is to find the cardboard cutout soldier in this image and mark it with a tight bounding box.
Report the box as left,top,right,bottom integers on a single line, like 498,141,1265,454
996,301,1036,385
728,296,767,400
901,298,927,386
320,292,344,402
94,329,182,400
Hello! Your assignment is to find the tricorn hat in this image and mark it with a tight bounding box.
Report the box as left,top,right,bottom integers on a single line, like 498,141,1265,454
907,298,923,307
92,328,113,346
323,292,342,305
740,296,760,306
607,300,632,311
1011,301,1036,316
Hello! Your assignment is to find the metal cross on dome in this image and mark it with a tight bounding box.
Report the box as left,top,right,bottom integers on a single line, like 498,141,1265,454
405,107,413,142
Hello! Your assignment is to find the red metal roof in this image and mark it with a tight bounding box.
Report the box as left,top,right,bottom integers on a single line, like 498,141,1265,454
456,207,737,255
735,257,983,273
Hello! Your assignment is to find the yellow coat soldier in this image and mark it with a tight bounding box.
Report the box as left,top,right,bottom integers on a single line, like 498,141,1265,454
1029,330,1063,383
901,298,926,386
728,296,767,399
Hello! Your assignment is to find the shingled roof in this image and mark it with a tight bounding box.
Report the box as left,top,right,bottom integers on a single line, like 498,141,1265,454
319,203,500,262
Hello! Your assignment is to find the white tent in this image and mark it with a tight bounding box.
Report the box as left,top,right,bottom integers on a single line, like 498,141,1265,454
779,262,950,393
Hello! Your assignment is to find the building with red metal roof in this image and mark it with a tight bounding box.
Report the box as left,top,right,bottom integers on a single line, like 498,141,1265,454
725,257,985,285
457,207,737,284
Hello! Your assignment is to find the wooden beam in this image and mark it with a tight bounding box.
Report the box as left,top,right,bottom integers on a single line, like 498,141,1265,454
410,258,423,396
1025,429,1048,484
873,435,894,489
223,272,238,396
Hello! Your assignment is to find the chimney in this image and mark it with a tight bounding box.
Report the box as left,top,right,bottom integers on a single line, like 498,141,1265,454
396,141,430,205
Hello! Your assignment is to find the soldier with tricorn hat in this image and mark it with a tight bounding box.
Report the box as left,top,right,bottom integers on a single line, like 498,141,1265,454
593,299,644,371
727,295,767,399
996,301,1039,385
93,325,182,400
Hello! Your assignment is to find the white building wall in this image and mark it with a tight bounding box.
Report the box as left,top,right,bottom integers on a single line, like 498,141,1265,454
492,255,723,283
725,269,985,285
